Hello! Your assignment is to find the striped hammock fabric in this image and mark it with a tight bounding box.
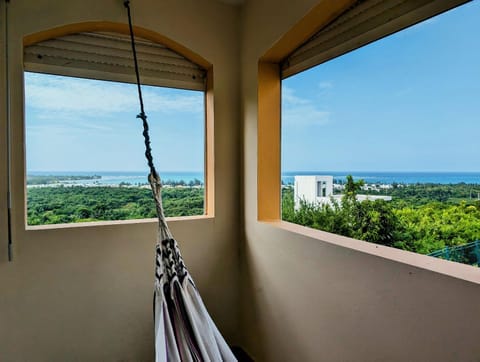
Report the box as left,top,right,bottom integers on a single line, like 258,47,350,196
150,176,237,362
122,2,236,359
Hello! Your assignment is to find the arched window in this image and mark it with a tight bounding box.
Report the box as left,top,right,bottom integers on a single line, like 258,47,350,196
23,29,213,226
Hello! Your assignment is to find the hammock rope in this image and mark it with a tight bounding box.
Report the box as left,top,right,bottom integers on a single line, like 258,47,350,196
123,2,236,361
124,0,171,240
124,0,158,179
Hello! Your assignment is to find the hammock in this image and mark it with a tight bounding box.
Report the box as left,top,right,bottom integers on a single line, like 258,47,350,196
123,2,237,361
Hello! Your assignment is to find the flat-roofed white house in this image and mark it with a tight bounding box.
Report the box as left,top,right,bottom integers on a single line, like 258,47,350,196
294,175,392,209
294,175,334,209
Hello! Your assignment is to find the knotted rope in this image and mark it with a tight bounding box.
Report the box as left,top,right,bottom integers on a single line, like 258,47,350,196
124,0,172,240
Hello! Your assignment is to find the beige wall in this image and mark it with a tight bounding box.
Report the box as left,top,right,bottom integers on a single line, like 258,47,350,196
0,0,241,360
240,1,480,361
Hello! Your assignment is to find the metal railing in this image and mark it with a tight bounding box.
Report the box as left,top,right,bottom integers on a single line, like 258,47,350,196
428,240,480,266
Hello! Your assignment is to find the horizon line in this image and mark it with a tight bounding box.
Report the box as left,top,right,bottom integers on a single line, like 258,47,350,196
27,170,205,173
26,170,480,174
282,170,480,174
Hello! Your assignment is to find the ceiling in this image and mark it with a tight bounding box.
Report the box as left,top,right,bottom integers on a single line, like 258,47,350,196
217,0,245,5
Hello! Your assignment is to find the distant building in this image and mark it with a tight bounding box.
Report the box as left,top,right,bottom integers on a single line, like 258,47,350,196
294,175,392,210
294,176,333,209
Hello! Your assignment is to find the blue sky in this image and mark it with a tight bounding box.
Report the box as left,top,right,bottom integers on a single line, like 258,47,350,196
282,0,480,172
25,73,204,172
26,1,479,174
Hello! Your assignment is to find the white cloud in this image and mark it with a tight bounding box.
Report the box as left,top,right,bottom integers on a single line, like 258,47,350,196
283,105,331,126
27,121,113,134
24,72,203,118
282,86,309,105
282,86,331,126
318,81,333,90
144,89,202,113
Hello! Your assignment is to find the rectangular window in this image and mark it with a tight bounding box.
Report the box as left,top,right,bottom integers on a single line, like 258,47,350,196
316,181,327,197
281,1,480,267
25,72,205,226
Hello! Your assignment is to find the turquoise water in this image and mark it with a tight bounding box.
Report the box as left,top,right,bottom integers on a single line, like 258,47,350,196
28,171,204,186
27,170,480,186
281,171,480,185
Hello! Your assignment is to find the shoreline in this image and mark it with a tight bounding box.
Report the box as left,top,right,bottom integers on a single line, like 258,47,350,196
26,183,204,188
27,181,480,189
27,172,480,188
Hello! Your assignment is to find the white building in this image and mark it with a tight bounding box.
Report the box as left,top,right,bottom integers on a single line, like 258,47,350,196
294,176,334,209
294,175,392,210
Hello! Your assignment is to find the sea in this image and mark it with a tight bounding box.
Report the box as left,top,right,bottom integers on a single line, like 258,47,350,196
27,170,480,186
282,171,480,185
27,171,205,186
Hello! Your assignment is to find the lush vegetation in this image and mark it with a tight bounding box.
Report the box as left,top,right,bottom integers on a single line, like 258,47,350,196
27,185,204,225
362,182,480,207
27,174,480,264
282,176,480,257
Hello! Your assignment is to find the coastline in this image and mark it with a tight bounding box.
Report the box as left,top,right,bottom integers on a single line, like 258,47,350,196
26,170,480,187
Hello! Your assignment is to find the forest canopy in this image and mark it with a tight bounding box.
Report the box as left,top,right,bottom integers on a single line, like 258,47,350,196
282,177,480,265
26,176,480,266
27,185,204,225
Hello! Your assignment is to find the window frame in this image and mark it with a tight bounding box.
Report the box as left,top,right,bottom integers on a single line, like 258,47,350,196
0,0,9,262
19,22,215,230
257,0,480,284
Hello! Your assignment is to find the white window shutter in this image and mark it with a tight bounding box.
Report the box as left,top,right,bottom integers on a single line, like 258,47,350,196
24,32,206,91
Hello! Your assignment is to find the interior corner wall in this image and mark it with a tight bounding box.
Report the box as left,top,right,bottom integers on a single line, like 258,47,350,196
0,1,241,360
240,1,480,361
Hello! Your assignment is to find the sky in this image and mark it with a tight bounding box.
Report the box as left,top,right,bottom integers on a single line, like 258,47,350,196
25,1,479,173
25,73,204,172
282,0,480,172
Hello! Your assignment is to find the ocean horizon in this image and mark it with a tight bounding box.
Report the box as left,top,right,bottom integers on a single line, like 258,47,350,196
27,170,480,186
27,171,205,186
282,171,480,185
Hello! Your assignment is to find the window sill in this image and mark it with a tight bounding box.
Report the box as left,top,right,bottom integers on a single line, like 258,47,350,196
261,220,480,285
25,214,213,231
